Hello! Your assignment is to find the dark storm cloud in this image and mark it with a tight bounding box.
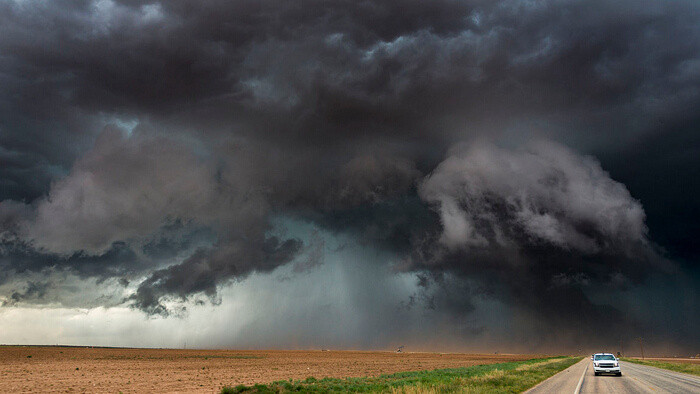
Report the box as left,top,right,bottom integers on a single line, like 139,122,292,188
418,141,648,253
0,239,139,280
0,0,698,347
1,281,49,307
130,236,302,315
403,141,671,338
0,126,306,312
598,118,700,263
2,0,698,161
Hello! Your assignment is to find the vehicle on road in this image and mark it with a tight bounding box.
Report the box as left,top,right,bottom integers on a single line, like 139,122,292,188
593,353,621,376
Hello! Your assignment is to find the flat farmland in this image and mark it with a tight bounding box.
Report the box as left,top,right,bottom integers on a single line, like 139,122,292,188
0,346,534,393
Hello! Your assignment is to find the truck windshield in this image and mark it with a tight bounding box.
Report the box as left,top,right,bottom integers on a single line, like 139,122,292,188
595,355,615,361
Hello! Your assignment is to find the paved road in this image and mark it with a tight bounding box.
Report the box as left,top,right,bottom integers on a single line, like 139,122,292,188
525,358,700,393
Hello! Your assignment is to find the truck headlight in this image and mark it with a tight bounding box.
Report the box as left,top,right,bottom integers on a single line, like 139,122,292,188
614,362,619,367
594,362,599,367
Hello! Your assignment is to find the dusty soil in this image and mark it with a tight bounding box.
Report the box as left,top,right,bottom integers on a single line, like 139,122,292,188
0,346,533,393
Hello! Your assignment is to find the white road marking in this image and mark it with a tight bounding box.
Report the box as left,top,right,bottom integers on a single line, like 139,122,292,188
574,361,588,394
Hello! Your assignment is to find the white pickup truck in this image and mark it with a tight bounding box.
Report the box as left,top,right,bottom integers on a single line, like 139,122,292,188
592,353,621,376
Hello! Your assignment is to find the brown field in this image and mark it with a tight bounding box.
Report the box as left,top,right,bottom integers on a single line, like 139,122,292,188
0,346,534,393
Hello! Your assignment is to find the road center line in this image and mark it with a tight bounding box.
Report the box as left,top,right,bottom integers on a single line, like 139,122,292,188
574,361,588,394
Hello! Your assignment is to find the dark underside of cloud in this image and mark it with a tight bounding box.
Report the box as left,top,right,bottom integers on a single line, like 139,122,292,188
0,0,699,349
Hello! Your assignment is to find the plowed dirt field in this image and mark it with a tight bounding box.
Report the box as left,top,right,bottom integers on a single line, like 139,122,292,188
0,346,533,393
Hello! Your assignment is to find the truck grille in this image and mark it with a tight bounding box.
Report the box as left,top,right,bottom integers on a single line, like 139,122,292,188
599,363,615,368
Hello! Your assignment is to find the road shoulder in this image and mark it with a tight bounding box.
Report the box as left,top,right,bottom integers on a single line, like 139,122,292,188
524,358,589,394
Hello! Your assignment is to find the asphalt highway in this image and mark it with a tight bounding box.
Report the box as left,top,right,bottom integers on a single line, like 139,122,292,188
525,358,700,393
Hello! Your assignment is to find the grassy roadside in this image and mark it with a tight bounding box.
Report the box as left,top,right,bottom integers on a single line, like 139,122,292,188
622,358,700,377
221,356,582,393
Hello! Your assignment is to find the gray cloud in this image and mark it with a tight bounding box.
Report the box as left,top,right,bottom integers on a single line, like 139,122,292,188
399,141,669,339
130,236,303,316
1,281,49,307
419,141,647,253
1,126,306,314
0,0,698,349
23,128,221,255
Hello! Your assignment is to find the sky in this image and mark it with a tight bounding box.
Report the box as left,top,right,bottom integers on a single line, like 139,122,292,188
0,0,698,354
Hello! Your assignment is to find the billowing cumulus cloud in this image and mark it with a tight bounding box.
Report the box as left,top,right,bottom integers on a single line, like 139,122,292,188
25,128,220,255
3,127,306,315
394,141,673,342
420,141,646,252
0,0,698,350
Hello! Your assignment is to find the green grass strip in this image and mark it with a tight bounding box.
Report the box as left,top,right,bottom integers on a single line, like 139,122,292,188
221,356,581,393
622,358,700,377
